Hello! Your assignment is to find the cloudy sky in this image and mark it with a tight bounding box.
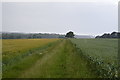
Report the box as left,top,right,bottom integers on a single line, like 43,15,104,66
1,0,118,36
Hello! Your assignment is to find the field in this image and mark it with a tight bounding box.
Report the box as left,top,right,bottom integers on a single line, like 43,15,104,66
2,39,59,65
2,38,118,78
70,38,118,78
2,39,60,77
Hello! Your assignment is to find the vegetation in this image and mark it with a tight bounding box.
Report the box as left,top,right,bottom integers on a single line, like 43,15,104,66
2,39,59,76
2,32,65,39
2,39,97,78
3,39,59,58
3,39,61,78
70,38,118,78
2,37,119,78
96,32,120,38
19,39,96,78
65,31,75,38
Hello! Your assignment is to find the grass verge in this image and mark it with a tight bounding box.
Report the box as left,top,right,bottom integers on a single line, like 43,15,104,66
19,39,97,78
2,40,62,78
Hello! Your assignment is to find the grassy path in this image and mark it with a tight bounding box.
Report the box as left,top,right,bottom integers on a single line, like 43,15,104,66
19,39,97,78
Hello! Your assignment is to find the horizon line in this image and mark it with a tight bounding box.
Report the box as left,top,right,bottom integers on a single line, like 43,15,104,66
1,31,119,36
1,31,96,36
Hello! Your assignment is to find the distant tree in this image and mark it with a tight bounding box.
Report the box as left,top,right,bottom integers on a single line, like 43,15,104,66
111,32,117,35
111,32,118,38
95,36,100,38
65,31,75,38
2,32,65,39
101,33,111,38
95,32,120,38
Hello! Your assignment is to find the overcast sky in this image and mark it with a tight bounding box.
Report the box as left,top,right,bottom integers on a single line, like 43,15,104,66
2,0,118,36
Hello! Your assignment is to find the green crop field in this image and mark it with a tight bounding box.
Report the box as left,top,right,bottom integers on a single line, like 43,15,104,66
1,38,119,78
70,38,118,78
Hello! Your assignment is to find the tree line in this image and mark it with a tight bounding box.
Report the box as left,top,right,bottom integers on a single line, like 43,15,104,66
2,32,65,39
2,31,75,39
2,31,119,39
95,32,120,38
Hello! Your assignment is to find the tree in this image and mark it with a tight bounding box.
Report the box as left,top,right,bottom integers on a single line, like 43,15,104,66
65,31,75,38
101,33,111,38
95,32,120,38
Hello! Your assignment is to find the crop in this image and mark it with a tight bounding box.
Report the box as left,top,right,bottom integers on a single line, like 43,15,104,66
70,38,118,78
2,39,60,78
3,39,59,55
2,39,59,69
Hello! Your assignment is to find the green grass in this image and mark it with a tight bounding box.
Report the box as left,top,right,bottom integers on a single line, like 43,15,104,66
70,39,118,63
3,53,42,78
2,39,59,66
2,39,61,78
19,39,97,78
3,38,117,78
70,38,118,78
